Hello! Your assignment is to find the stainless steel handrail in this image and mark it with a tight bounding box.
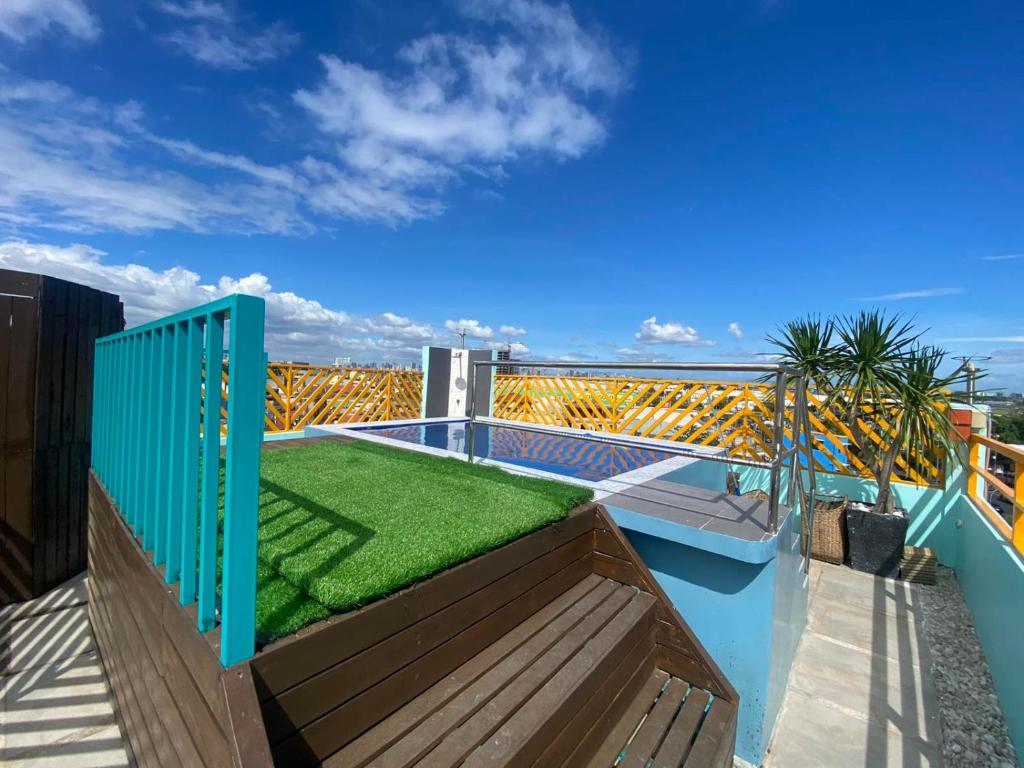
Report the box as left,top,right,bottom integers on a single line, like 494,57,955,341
471,360,802,374
467,360,818,550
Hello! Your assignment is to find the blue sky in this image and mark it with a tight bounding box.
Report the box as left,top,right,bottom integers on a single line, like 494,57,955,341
1,1,1022,388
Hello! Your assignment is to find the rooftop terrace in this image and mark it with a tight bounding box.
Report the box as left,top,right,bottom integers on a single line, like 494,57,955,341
3,290,1023,767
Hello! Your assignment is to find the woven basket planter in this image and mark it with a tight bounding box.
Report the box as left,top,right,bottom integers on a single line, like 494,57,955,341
801,494,849,565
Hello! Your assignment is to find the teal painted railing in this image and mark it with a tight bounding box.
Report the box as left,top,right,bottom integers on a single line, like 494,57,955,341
91,294,266,667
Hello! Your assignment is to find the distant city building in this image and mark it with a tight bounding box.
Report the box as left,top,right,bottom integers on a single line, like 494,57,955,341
334,356,352,367
497,348,513,375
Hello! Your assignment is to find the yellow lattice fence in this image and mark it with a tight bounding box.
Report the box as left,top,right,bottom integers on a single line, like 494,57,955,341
263,364,423,431
213,364,423,434
492,374,944,486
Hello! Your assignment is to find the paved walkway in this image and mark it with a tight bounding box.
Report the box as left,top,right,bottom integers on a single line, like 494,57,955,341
0,574,129,767
766,561,943,768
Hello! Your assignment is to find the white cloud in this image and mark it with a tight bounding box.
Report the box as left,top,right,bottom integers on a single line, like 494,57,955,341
0,71,308,234
153,1,228,22
293,0,626,223
634,316,714,346
860,287,964,301
485,340,530,355
0,0,99,43
980,254,1024,262
499,324,527,337
154,1,298,70
727,322,743,339
612,346,676,362
713,347,768,360
445,318,494,339
0,0,625,232
0,240,443,362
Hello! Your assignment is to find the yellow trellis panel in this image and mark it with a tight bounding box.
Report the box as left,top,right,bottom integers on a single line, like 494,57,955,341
493,374,945,487
213,363,424,434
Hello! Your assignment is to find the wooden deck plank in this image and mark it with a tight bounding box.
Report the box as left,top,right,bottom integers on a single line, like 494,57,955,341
531,632,654,768
618,677,688,768
593,508,736,702
328,575,613,768
246,504,737,768
325,574,607,768
378,576,621,767
683,698,736,768
559,660,663,767
461,592,657,768
652,688,710,768
275,554,595,766
416,585,638,768
262,532,595,746
584,671,669,768
252,506,598,698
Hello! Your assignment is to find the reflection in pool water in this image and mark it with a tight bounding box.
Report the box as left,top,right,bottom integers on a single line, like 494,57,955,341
355,421,674,482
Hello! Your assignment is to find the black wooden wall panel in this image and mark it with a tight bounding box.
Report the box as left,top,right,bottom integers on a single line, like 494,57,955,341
0,268,123,603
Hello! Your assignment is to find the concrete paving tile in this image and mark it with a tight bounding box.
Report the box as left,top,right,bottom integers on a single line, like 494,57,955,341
0,604,93,675
789,633,941,743
4,724,129,768
813,564,925,618
0,577,129,766
0,574,88,632
1,651,118,756
807,596,930,668
766,688,942,768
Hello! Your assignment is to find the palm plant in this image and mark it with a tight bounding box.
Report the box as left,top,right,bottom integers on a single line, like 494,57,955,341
765,315,837,394
828,311,920,444
870,346,968,512
766,310,970,514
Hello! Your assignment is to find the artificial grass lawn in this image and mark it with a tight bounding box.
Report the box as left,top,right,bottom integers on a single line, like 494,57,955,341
251,440,593,643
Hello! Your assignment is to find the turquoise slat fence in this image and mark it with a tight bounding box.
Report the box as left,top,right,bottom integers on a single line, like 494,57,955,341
91,294,266,667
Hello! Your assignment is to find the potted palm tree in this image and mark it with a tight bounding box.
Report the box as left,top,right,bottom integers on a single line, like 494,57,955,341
826,312,968,576
768,311,969,575
841,344,968,575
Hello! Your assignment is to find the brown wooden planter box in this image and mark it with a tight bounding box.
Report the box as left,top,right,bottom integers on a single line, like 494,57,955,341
88,459,739,768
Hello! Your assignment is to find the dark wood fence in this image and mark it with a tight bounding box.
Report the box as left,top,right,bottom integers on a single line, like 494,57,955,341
0,269,123,604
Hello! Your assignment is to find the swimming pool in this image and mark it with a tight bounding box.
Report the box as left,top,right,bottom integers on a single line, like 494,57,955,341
354,421,675,482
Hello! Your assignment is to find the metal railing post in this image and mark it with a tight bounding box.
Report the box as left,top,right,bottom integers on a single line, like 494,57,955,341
786,376,800,507
800,375,818,574
768,370,787,533
467,373,477,463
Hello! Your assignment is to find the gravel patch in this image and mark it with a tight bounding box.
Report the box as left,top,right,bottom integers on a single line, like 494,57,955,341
919,566,1019,768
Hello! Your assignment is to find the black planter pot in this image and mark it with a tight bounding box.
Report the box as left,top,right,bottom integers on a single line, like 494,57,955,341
845,502,909,578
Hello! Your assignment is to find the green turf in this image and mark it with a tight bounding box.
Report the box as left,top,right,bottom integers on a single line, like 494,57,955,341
251,440,593,642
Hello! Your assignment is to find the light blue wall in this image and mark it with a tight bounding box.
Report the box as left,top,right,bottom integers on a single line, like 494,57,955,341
610,483,809,765
954,487,1024,757
726,409,1024,759
621,529,777,764
660,457,730,490
723,455,965,568
765,510,808,746
799,465,965,567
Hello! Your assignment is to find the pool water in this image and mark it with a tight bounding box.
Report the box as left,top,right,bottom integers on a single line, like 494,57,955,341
354,421,674,482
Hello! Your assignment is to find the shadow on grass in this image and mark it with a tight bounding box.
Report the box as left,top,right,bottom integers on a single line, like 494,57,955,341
254,476,376,631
